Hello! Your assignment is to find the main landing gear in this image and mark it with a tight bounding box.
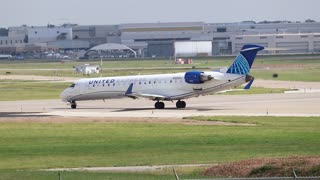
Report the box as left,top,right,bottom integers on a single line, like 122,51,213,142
155,101,165,109
154,100,186,109
176,100,186,109
70,101,77,109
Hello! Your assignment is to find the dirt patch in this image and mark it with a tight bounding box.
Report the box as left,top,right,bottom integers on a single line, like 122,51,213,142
0,116,254,126
204,156,320,178
46,164,212,173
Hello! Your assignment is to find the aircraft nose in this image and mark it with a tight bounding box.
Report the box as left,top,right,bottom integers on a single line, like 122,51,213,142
60,89,68,102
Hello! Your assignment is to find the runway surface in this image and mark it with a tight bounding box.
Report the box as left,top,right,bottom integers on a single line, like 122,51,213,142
0,92,319,118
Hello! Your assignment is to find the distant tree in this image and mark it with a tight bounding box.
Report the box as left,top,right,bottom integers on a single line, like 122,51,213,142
47,24,55,28
242,21,256,24
305,19,316,23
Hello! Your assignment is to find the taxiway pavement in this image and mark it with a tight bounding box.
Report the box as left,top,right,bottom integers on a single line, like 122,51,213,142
0,92,319,118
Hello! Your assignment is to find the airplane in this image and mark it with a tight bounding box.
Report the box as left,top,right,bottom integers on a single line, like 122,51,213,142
60,44,264,109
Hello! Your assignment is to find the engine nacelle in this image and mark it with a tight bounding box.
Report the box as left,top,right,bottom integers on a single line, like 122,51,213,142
184,71,213,84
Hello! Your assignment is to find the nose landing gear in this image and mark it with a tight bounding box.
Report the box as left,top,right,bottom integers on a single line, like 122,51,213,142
70,101,77,109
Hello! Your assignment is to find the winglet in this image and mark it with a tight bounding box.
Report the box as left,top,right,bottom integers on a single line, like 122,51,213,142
125,83,134,95
244,79,254,90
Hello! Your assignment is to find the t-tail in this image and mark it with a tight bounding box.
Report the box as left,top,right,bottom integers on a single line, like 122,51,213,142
227,44,264,75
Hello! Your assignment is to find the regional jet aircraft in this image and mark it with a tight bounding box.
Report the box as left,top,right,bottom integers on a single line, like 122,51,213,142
60,44,264,109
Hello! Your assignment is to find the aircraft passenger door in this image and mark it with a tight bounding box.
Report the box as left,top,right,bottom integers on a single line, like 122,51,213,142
80,83,87,94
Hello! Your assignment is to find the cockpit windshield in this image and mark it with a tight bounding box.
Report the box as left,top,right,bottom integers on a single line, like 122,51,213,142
69,83,75,88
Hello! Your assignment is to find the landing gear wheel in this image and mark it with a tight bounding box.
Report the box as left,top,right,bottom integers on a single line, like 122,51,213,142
176,100,186,109
70,101,77,109
155,101,165,109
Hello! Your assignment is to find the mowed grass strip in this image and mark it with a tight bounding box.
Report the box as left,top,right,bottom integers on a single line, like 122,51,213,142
1,56,320,81
1,55,320,70
0,80,69,101
218,87,289,95
252,67,320,82
0,171,176,180
0,116,319,170
0,166,205,180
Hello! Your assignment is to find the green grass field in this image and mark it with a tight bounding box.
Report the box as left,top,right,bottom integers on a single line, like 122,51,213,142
0,116,319,179
0,80,69,101
0,166,205,180
0,116,319,171
219,87,289,95
0,171,178,180
252,65,320,82
1,55,320,81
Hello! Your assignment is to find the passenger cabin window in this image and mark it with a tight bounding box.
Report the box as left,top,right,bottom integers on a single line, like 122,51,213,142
69,83,75,88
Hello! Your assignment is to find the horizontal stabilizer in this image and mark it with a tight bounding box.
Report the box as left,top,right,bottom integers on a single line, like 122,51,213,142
244,79,254,90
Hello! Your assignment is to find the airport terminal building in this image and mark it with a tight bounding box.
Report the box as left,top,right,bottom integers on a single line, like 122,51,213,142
1,21,320,57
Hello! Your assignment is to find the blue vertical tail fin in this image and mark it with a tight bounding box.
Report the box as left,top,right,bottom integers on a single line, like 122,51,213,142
227,44,264,75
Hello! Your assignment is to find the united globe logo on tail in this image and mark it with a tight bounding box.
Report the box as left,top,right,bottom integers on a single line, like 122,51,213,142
227,45,264,75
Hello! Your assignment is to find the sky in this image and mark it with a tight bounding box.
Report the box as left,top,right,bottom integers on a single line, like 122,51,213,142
1,0,319,27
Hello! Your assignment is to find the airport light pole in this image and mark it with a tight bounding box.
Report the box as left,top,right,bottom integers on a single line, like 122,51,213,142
100,55,103,73
99,50,103,73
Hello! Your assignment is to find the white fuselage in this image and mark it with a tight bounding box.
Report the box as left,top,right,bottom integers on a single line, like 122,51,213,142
60,71,246,102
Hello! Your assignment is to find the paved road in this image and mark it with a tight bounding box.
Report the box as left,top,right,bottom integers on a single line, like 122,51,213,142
46,164,212,172
1,93,319,118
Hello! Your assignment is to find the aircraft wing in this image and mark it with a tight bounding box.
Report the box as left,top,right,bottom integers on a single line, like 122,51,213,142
125,83,170,100
127,93,168,100
217,89,245,94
